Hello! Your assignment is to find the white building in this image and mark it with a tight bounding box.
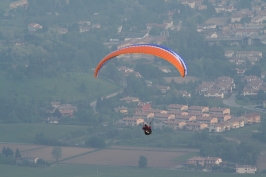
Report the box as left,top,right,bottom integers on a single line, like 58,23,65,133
236,165,257,174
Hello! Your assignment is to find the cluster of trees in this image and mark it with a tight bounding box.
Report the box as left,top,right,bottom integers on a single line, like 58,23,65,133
0,147,21,165
190,130,260,165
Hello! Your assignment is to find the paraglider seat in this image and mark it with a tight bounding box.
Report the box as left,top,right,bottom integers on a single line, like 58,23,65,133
144,129,152,135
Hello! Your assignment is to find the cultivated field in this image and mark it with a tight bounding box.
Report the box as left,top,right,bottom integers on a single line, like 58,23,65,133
2,143,266,172
63,148,186,168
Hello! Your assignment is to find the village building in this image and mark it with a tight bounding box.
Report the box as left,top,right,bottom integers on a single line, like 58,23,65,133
123,117,144,126
114,106,128,114
167,104,188,112
185,156,222,167
164,121,186,130
133,112,154,120
236,165,257,174
195,116,218,125
209,113,231,122
28,23,42,32
188,106,209,113
154,113,175,122
209,107,230,115
175,115,196,122
120,96,140,103
185,122,208,131
242,112,261,124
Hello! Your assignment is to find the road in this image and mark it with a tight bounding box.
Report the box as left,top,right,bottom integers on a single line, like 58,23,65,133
223,94,266,113
90,89,123,112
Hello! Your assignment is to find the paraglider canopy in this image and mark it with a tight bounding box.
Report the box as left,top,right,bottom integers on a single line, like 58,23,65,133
94,44,187,78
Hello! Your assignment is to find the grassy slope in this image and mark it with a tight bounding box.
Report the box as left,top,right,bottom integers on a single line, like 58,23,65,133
0,164,265,177
0,72,118,103
0,123,89,143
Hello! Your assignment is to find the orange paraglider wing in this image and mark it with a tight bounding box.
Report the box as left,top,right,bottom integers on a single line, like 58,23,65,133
94,44,187,78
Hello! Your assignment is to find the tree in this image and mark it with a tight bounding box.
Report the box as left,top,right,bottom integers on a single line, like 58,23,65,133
138,156,148,168
51,146,62,162
15,148,22,159
2,147,7,157
53,109,62,118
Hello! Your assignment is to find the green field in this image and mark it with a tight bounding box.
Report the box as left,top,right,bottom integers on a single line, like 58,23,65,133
0,123,89,143
0,72,118,103
0,164,265,177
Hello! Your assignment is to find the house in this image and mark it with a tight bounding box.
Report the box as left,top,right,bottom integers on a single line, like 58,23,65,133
58,28,68,34
176,90,191,97
236,165,257,174
195,116,218,125
157,85,170,93
59,110,74,117
209,123,224,133
185,157,205,166
164,121,186,130
242,112,261,124
260,71,266,79
231,14,242,23
154,113,175,122
234,117,245,127
10,0,28,9
236,51,262,58
124,32,149,41
16,157,39,164
209,113,231,122
123,117,144,126
188,106,209,113
28,23,42,32
204,157,223,166
175,115,196,122
59,104,77,112
58,104,77,117
209,121,231,132
229,57,246,65
186,112,209,117
185,156,222,166
167,104,188,112
236,68,246,76
145,109,167,114
167,110,182,116
79,27,89,33
204,89,224,98
120,96,139,103
133,112,154,120
51,102,61,109
158,66,171,73
185,122,208,131
228,119,240,129
209,107,230,115
47,117,59,124
114,106,128,114
224,50,234,58
136,102,151,112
